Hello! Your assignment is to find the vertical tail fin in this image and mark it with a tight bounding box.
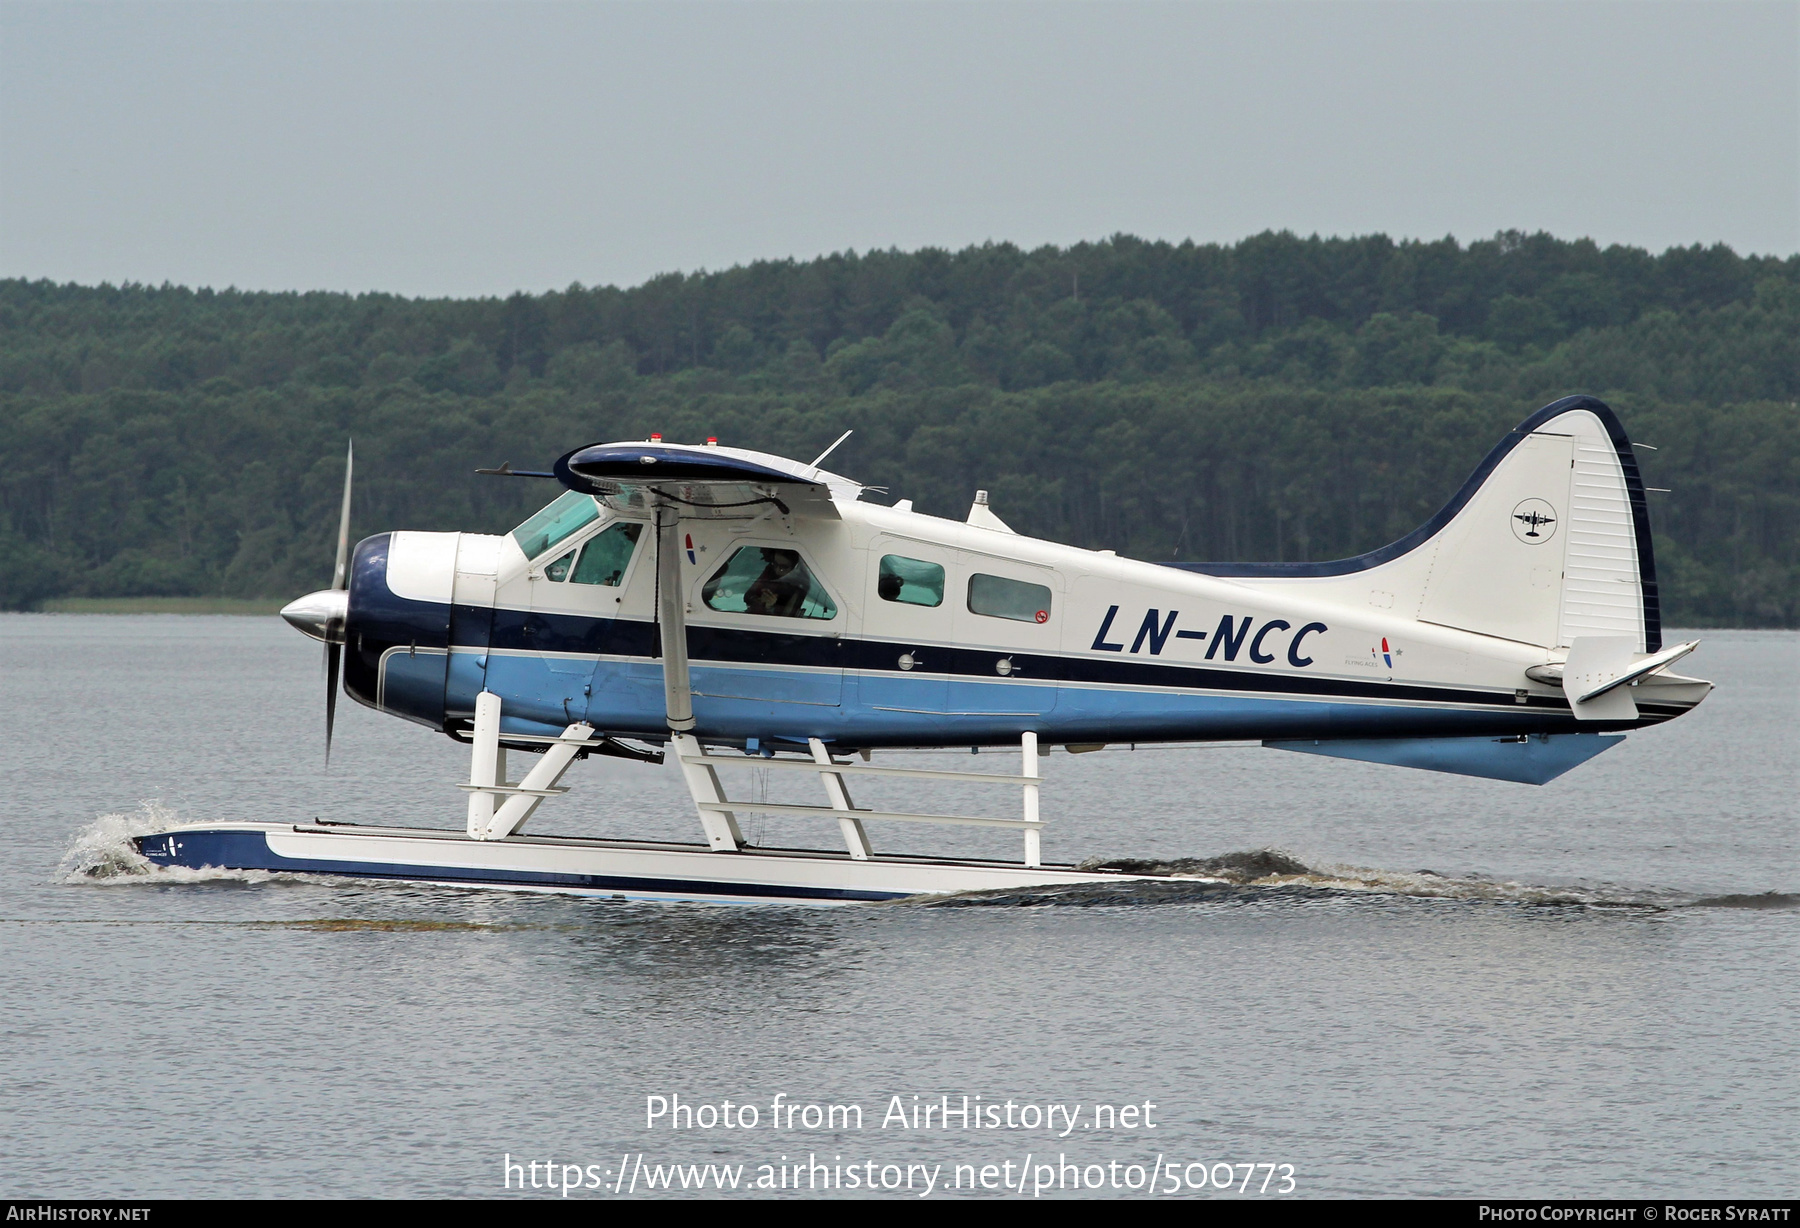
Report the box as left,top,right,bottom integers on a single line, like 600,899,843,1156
1411,396,1659,650
1172,396,1661,652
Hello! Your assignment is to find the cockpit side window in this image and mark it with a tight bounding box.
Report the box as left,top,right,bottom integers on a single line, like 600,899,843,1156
570,522,643,586
878,555,945,607
512,492,600,560
702,547,838,619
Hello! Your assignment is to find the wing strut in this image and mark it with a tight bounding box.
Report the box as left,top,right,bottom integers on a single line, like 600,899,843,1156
655,496,746,851
653,499,695,734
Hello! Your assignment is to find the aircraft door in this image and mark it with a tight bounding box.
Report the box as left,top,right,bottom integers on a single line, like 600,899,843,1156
521,519,647,721
857,537,955,714
948,552,1061,717
685,537,845,708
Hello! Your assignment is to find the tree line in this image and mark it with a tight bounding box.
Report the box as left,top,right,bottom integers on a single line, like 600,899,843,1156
0,231,1794,624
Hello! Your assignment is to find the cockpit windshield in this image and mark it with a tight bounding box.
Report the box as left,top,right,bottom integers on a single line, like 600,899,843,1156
511,491,600,559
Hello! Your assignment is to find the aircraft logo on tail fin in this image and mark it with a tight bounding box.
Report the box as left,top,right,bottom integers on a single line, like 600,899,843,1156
1511,499,1558,543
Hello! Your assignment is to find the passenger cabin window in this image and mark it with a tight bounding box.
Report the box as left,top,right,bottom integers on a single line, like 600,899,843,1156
878,555,945,607
512,492,600,559
968,573,1052,623
540,522,643,586
702,547,838,620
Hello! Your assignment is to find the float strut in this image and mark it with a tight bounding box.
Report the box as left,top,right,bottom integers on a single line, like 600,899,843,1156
485,721,594,840
673,732,746,851
810,737,873,860
461,691,591,840
466,691,505,838
1022,731,1041,868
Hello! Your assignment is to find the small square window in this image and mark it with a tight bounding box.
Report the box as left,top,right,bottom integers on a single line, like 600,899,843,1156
878,555,945,607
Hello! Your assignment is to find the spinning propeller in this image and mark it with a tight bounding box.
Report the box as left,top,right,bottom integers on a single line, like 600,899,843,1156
279,442,353,763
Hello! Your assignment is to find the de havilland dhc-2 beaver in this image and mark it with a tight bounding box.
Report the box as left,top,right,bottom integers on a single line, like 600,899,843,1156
138,394,1712,903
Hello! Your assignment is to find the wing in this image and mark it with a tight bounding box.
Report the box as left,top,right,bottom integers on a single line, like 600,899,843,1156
552,441,862,521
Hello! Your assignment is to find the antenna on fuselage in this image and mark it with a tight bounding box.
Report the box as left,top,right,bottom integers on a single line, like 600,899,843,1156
809,430,853,468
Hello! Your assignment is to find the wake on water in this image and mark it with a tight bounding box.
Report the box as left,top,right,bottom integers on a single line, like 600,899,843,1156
57,803,1795,912
59,801,177,880
57,802,310,888
926,854,1799,910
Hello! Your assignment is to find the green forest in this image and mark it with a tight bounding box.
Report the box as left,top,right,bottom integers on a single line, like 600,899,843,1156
1,230,1795,624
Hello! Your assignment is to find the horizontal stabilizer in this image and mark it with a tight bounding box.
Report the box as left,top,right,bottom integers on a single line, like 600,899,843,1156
1265,732,1625,785
1559,636,1639,720
1543,638,1700,706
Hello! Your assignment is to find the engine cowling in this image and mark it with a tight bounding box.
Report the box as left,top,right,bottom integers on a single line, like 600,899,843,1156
341,532,456,729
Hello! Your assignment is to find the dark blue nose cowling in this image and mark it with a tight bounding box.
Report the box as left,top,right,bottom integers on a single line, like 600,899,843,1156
342,533,454,729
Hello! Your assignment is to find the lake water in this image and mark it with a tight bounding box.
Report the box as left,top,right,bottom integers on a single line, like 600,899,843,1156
2,616,1794,1199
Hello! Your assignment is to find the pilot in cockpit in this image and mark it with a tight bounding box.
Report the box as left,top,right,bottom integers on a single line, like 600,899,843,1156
744,550,808,617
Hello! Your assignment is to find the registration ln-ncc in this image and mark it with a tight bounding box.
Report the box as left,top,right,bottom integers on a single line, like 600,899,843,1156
138,395,1712,903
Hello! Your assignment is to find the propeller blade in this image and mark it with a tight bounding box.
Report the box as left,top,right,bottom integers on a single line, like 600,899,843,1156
331,440,354,590
324,637,341,765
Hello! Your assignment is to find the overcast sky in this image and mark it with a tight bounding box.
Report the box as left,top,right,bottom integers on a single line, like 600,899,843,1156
2,2,1795,299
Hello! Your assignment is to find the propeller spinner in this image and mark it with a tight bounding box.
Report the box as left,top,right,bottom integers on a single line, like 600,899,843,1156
280,441,353,762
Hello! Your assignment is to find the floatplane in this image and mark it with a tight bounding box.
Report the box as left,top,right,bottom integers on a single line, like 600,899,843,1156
138,395,1711,903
